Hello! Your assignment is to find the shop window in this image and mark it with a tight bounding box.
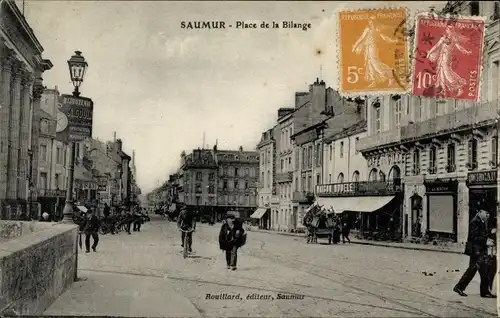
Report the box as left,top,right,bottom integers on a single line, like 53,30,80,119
467,138,478,170
447,143,456,172
428,146,437,174
411,195,423,237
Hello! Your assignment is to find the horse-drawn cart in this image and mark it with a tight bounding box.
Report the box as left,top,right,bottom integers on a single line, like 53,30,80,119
303,204,337,244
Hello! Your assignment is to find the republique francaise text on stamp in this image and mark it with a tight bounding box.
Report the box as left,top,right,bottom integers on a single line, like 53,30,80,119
337,8,410,96
411,13,486,102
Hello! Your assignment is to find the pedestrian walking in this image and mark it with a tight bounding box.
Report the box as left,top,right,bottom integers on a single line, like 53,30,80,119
219,214,246,271
125,209,134,234
82,208,101,253
454,209,496,298
342,217,351,244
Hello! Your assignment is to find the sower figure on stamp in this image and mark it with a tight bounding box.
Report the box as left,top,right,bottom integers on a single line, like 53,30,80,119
219,214,246,271
82,208,101,253
454,208,496,298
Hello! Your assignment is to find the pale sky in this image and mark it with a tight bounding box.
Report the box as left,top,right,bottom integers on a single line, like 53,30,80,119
22,0,445,194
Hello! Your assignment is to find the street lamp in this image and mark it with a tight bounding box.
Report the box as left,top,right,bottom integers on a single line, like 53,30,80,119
67,51,88,97
61,51,88,223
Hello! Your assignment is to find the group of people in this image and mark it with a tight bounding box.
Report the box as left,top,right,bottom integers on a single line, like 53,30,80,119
303,206,353,244
454,208,497,298
176,207,246,270
77,203,149,253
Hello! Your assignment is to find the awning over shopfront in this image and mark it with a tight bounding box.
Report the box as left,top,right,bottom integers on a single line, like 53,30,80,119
315,196,395,214
250,208,269,219
77,206,88,213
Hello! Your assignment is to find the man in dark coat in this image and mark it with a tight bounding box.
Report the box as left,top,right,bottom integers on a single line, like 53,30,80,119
219,214,244,270
177,207,196,253
454,209,496,298
82,208,101,253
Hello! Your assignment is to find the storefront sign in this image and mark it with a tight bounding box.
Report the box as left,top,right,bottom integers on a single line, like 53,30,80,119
424,179,458,193
316,180,402,197
467,170,497,186
56,94,94,142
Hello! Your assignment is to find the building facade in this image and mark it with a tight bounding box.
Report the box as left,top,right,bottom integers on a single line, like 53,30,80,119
354,1,499,245
0,0,53,220
37,87,68,218
255,127,276,229
215,146,259,219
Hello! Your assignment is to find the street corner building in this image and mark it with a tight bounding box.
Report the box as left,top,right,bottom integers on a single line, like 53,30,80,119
354,0,500,246
176,145,259,222
0,0,53,220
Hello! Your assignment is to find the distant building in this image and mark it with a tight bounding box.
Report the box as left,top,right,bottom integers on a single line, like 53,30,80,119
255,127,277,229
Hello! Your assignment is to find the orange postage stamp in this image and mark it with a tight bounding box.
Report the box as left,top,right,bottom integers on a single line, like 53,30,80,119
337,8,410,96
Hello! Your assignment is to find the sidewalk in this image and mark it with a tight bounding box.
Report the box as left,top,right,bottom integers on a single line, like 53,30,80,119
247,228,464,254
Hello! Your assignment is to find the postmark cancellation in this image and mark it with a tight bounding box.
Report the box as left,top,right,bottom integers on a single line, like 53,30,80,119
410,12,486,102
337,7,410,97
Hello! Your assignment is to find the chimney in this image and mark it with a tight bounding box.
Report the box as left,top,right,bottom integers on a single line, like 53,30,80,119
117,139,122,152
113,132,116,142
239,146,243,152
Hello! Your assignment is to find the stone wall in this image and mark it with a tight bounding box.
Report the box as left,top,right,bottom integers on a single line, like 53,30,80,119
0,221,78,315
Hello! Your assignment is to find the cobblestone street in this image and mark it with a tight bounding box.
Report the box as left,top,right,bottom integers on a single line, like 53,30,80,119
43,216,496,317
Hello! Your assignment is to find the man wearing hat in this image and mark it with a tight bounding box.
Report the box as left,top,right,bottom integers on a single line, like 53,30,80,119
454,208,496,298
219,213,246,270
177,206,196,253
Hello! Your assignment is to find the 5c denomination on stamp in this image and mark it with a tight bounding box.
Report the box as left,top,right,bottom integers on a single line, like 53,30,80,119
411,13,486,101
337,8,410,96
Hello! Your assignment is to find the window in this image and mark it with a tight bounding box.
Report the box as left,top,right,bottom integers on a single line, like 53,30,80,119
416,97,422,120
40,119,49,134
195,183,202,193
374,103,381,134
355,137,359,154
40,172,47,189
352,171,360,182
56,148,62,164
245,168,249,176
267,150,270,163
307,146,313,169
295,177,298,191
295,151,299,170
261,171,264,184
413,149,420,175
208,184,215,194
223,180,228,190
196,172,202,181
429,146,437,174
329,144,333,160
55,173,60,189
447,143,456,172
379,171,386,182
470,1,479,15
39,144,47,162
209,173,215,181
315,144,321,166
467,138,478,170
340,141,344,158
302,176,306,191
235,181,239,190
235,168,239,176
328,174,331,183
494,2,500,20
267,170,271,187
302,148,306,169
219,166,224,176
307,176,312,191
245,181,248,189
281,159,284,172
492,136,498,167
316,174,320,185
491,61,499,100
337,173,344,183
395,98,402,128
288,157,291,167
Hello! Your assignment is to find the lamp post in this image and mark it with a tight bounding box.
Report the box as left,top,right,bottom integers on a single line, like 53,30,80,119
61,51,88,223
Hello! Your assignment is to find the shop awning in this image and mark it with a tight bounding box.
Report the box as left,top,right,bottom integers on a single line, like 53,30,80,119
315,196,395,214
250,208,269,219
76,206,88,213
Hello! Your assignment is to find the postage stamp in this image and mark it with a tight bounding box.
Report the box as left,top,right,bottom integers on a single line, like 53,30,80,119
411,13,486,102
337,7,410,96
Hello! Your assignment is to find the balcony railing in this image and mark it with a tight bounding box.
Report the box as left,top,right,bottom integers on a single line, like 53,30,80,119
38,189,67,198
315,179,402,197
401,100,499,142
292,191,314,203
276,171,293,183
356,128,401,153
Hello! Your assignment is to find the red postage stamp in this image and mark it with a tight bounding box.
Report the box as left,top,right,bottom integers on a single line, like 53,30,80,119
411,13,486,101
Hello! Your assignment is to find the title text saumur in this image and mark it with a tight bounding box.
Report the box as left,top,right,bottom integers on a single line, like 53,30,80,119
180,20,311,31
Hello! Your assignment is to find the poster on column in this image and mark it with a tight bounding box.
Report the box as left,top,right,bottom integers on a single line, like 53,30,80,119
56,94,94,143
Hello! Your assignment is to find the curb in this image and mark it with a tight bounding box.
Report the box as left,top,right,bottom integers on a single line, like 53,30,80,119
248,229,463,255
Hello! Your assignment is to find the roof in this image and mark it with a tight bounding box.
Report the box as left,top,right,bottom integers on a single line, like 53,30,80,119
323,102,366,143
323,120,367,143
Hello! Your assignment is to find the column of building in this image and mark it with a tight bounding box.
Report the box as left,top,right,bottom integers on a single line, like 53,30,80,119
31,70,45,207
7,60,22,201
18,71,32,203
0,48,13,205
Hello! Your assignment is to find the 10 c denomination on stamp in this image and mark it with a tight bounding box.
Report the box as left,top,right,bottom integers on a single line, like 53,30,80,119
337,8,410,96
411,13,486,101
